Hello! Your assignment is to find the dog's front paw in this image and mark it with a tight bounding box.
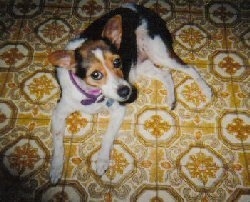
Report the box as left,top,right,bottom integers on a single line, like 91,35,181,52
50,159,63,184
96,155,110,176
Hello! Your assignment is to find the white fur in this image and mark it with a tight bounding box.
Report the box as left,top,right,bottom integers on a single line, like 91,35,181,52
96,101,125,175
65,38,86,50
50,68,125,183
121,3,137,11
92,48,106,63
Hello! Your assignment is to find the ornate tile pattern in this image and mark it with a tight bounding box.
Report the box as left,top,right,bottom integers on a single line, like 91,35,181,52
0,0,249,201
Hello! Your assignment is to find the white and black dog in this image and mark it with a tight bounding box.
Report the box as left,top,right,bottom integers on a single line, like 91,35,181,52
48,3,212,183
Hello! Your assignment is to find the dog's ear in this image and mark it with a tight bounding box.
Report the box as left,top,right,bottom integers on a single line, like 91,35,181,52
102,15,122,49
48,50,76,72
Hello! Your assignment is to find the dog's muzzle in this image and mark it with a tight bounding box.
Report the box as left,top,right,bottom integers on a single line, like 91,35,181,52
118,85,138,105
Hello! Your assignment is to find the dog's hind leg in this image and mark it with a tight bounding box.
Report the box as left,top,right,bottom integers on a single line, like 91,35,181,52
130,60,176,109
143,36,212,101
50,101,74,184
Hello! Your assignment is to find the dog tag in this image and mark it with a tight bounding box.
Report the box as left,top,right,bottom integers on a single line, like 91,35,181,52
106,98,114,107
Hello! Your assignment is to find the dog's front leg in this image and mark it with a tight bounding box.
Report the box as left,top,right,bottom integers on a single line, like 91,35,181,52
50,101,74,184
96,102,126,175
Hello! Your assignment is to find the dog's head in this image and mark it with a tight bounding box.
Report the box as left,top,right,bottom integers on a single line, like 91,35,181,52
49,15,137,104
48,39,137,104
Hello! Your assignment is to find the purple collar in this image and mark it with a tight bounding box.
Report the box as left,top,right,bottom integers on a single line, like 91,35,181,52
69,71,105,105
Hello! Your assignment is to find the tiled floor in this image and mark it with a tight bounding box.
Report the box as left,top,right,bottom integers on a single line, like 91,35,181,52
0,0,249,201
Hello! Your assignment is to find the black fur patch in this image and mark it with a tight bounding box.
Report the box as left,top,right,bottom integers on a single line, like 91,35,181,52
101,38,119,55
134,4,186,65
74,48,86,79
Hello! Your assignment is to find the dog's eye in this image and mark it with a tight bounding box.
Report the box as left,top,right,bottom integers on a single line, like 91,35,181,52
90,71,103,80
113,58,121,68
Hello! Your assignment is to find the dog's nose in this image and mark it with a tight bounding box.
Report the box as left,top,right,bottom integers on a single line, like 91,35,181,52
117,85,131,99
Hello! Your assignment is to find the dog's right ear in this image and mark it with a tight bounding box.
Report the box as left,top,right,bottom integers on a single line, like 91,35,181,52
48,50,76,72
102,15,122,49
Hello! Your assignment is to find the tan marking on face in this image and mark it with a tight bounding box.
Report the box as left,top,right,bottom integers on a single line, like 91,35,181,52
103,52,123,78
85,60,107,87
84,50,123,88
75,40,124,89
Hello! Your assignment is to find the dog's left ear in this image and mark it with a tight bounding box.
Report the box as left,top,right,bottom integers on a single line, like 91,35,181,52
102,15,122,49
48,50,76,72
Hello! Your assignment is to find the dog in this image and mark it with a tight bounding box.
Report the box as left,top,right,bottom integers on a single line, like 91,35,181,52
48,3,212,184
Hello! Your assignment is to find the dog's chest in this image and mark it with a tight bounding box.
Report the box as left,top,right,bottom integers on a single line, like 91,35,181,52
57,68,108,114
